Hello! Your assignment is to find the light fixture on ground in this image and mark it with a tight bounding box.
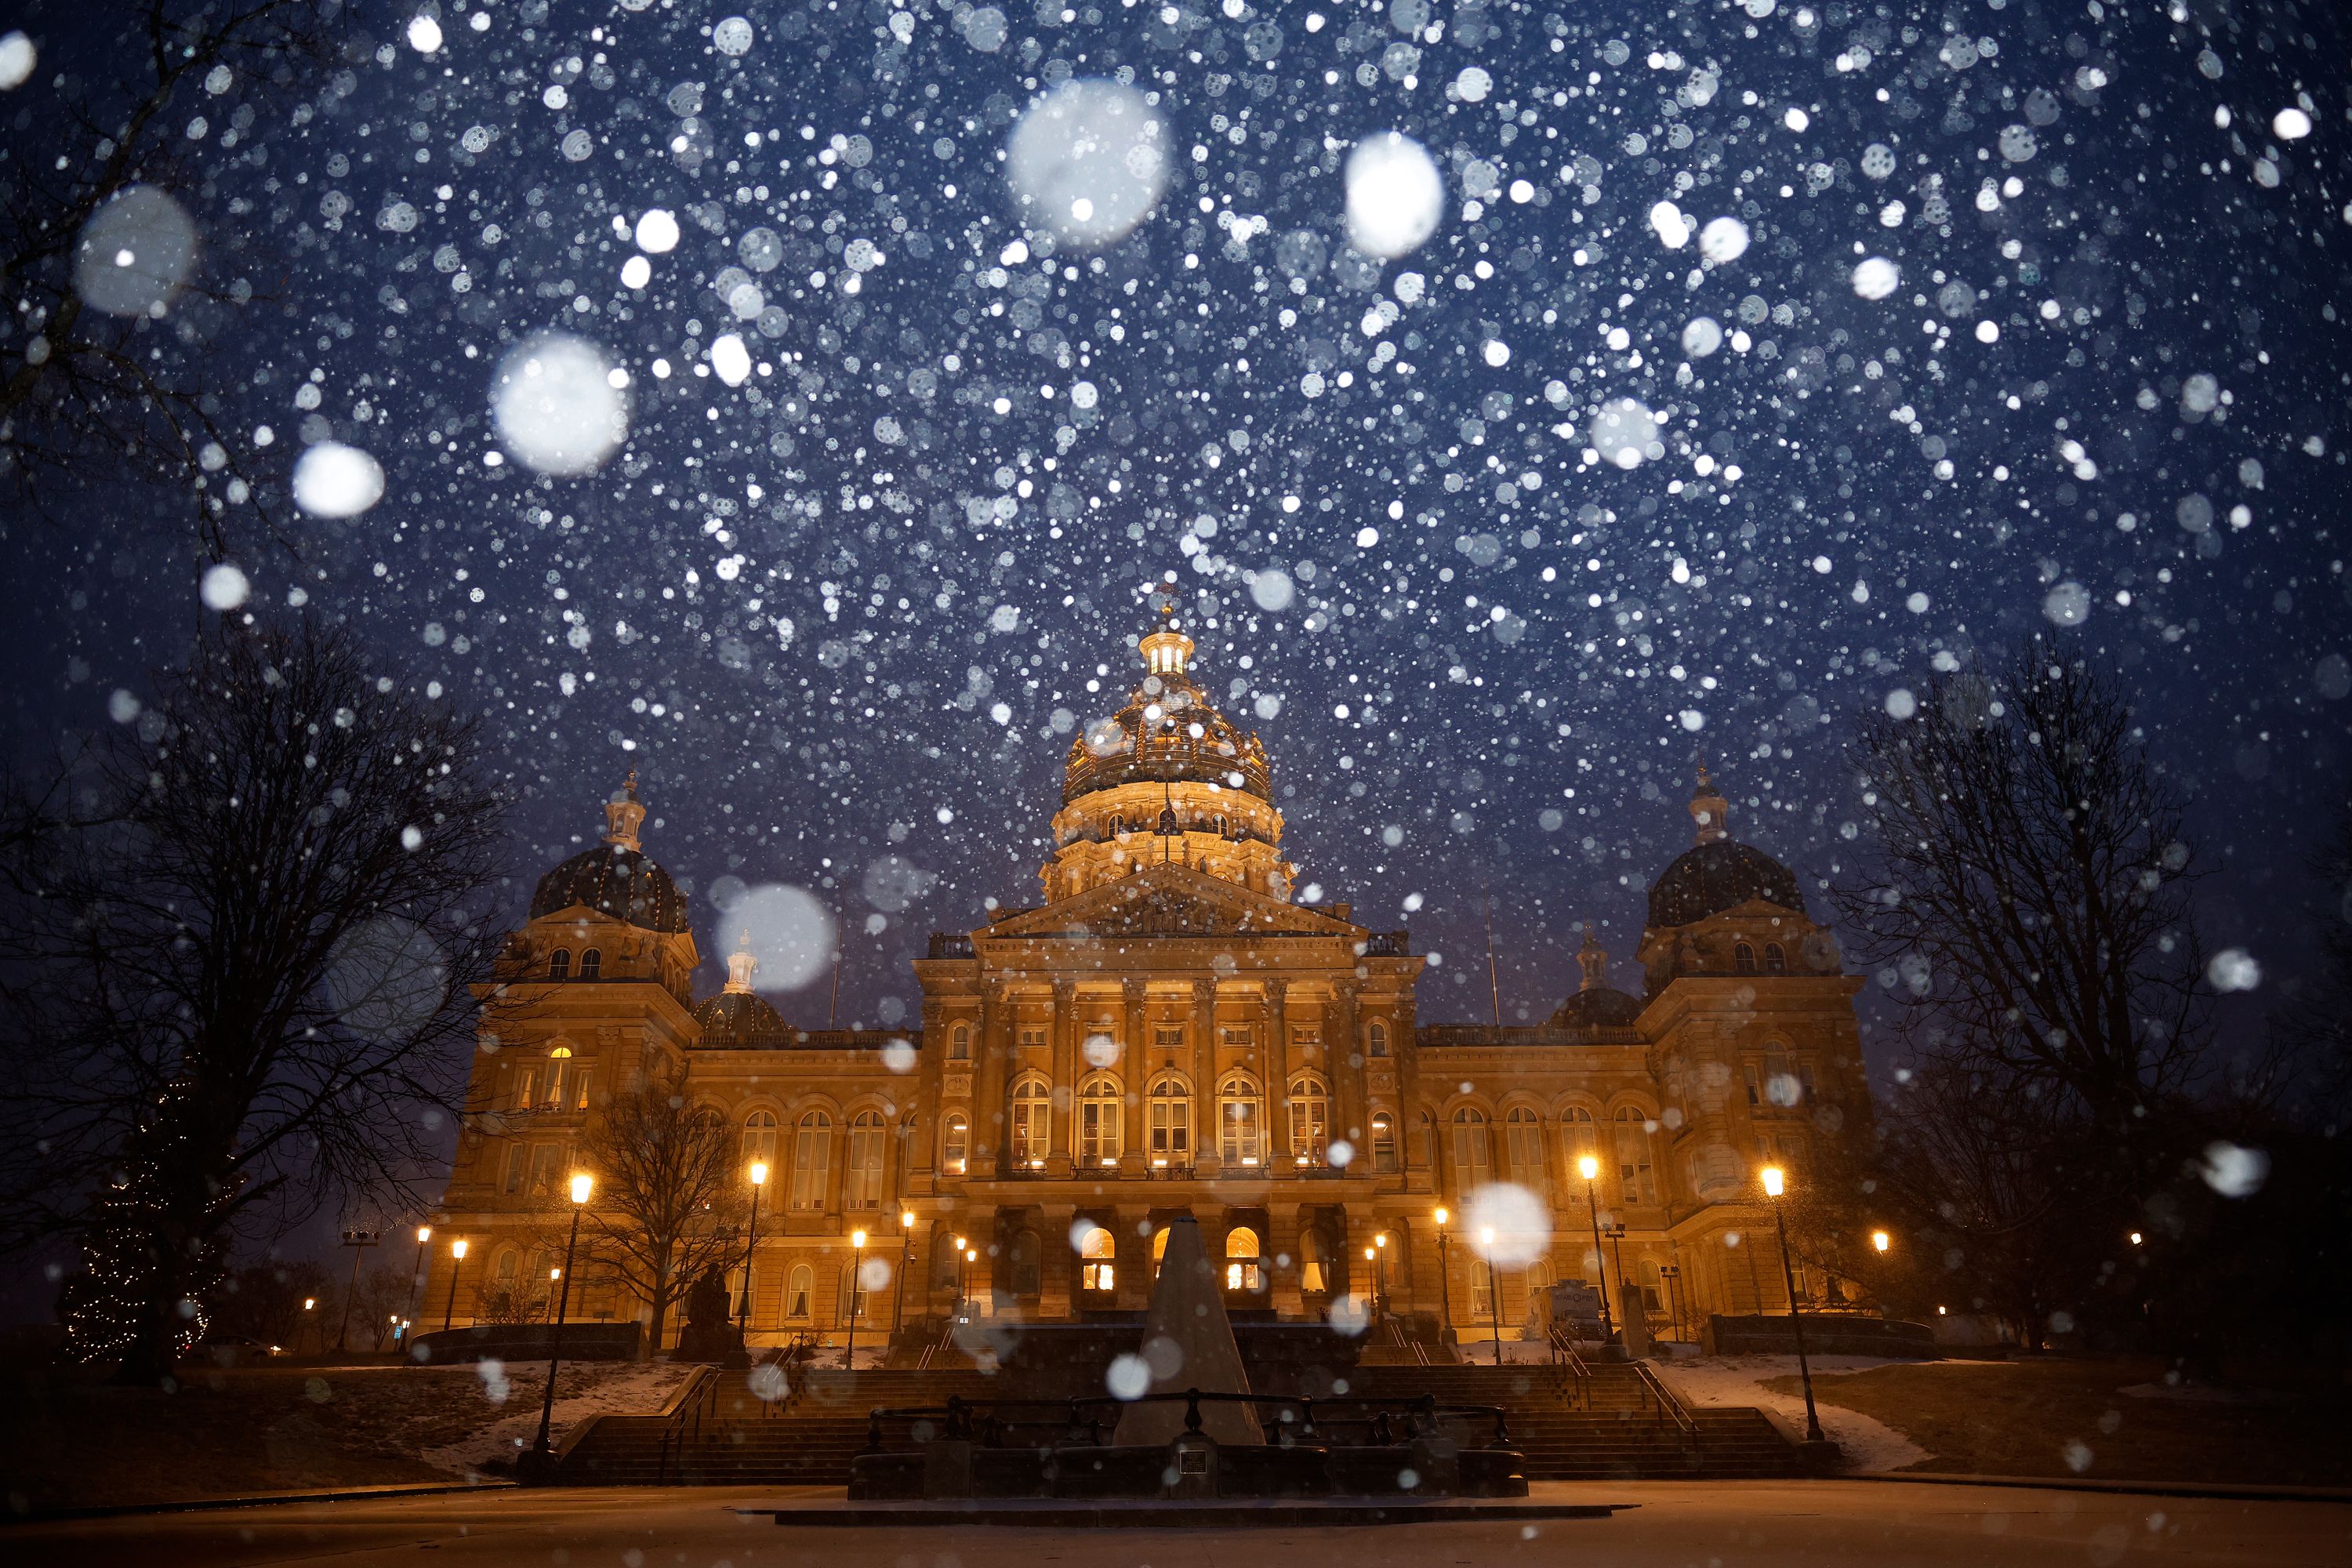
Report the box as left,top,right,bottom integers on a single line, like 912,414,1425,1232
1759,1164,1825,1444
525,1172,593,1479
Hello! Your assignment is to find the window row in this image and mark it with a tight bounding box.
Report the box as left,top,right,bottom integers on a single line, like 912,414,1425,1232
544,947,603,979
740,1109,892,1210
1446,1105,1660,1204
941,1018,1392,1060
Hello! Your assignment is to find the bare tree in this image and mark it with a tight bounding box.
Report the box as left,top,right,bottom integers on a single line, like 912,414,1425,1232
1831,648,2213,1144
0,0,336,550
579,1069,749,1359
0,617,510,1381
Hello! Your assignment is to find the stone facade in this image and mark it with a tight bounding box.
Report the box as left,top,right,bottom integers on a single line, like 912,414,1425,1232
426,621,1868,1348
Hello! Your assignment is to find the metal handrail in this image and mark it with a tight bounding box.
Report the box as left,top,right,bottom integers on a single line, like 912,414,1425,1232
1629,1359,1700,1454
1546,1324,1593,1410
859,1389,1513,1454
654,1364,722,1482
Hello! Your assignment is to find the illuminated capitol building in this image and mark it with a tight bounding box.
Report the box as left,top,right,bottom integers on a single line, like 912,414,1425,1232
427,615,1869,1351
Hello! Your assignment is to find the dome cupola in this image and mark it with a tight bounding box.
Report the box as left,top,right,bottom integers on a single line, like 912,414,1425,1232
1646,764,1806,929
528,771,691,934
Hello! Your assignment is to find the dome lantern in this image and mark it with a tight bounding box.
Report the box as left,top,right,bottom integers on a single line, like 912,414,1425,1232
724,929,759,995
604,768,647,851
1577,925,1610,992
1688,760,1730,845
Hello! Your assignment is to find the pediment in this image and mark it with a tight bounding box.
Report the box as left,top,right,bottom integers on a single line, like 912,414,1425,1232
984,863,1358,941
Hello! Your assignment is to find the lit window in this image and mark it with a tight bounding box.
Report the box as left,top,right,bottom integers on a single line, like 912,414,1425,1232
1080,1225,1116,1292
1367,1019,1389,1058
786,1264,813,1320
1287,1073,1329,1163
942,1114,968,1175
1225,1225,1263,1293
845,1112,886,1209
1148,1075,1190,1164
1218,1073,1263,1166
742,1109,778,1167
789,1110,831,1210
1011,1077,1051,1166
1371,1114,1399,1173
1079,1075,1123,1164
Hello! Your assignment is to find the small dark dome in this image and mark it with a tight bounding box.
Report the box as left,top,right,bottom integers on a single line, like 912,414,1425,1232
694,989,796,1048
1549,986,1645,1031
529,844,690,933
1647,839,1806,929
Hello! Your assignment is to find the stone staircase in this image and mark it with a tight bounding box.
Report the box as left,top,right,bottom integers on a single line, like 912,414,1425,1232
1344,1361,1802,1479
557,1358,1801,1485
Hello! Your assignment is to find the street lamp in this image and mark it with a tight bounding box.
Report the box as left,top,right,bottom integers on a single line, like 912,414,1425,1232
845,1229,869,1370
1759,1165,1824,1444
1363,1246,1377,1319
442,1239,469,1330
740,1160,768,1334
335,1229,379,1354
1479,1226,1503,1366
1577,1154,1614,1341
1432,1207,1454,1345
527,1172,594,1477
953,1234,968,1320
1374,1231,1388,1319
894,1211,915,1337
405,1225,433,1351
1871,1229,1891,1255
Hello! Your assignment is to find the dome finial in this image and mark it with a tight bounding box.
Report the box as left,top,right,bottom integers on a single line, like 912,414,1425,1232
724,927,758,994
1688,756,1730,845
1577,923,1610,992
603,769,647,851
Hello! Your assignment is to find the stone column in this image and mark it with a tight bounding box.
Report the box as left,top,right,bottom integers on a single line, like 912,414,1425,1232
1047,978,1076,1178
1396,990,1429,1189
1332,980,1365,1150
914,996,947,1182
1263,978,1290,1167
1191,978,1221,1174
1119,979,1149,1175
1269,1204,1305,1318
1038,1201,1076,1319
1114,1204,1152,1311
973,981,1007,1178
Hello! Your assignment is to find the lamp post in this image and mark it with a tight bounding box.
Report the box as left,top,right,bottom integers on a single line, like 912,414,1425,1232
1658,1262,1684,1343
1432,1207,1454,1345
1363,1246,1377,1319
894,1211,914,1338
335,1229,379,1355
1374,1231,1388,1319
1479,1226,1503,1366
845,1229,869,1370
1760,1165,1824,1443
405,1226,433,1350
442,1240,469,1330
953,1235,968,1320
739,1160,768,1335
527,1173,593,1477
1577,1155,1613,1341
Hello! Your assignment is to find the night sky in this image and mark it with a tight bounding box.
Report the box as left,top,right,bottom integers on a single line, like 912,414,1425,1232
5,0,2347,1089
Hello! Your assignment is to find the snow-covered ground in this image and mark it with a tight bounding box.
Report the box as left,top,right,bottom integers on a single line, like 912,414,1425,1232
1654,1354,1933,1472
421,1359,695,1475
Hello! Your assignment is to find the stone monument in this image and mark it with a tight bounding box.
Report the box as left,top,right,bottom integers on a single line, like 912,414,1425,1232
1110,1214,1264,1447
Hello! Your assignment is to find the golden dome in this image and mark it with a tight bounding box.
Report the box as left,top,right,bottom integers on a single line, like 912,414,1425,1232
1062,615,1271,807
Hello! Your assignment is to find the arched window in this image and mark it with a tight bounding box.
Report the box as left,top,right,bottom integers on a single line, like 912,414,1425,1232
1299,1225,1332,1295
1148,1075,1190,1166
782,1264,810,1321
1367,1019,1389,1058
942,1114,969,1175
950,1022,971,1061
1218,1073,1264,1166
1762,942,1788,975
742,1109,779,1169
1369,1112,1399,1173
845,1111,886,1209
1225,1226,1263,1294
1615,1109,1657,1204
1010,1076,1051,1167
1078,1075,1123,1165
542,1046,573,1109
1151,1225,1171,1279
494,1248,519,1286
1010,1230,1041,1297
1564,1106,1599,1170
578,948,602,979
1287,1073,1329,1163
1079,1225,1116,1292
1505,1106,1548,1196
789,1111,832,1210
1733,942,1757,974
1451,1107,1492,1191
547,949,572,980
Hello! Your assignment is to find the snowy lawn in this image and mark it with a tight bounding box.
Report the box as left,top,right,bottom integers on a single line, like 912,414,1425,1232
1654,1354,1934,1472
421,1358,695,1475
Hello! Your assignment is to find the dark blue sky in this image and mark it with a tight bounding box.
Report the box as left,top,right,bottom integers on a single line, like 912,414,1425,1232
6,0,2347,1076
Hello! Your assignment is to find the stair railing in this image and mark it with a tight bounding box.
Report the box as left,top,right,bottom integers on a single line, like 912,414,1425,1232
1629,1359,1701,1461
655,1364,723,1483
1546,1323,1592,1410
